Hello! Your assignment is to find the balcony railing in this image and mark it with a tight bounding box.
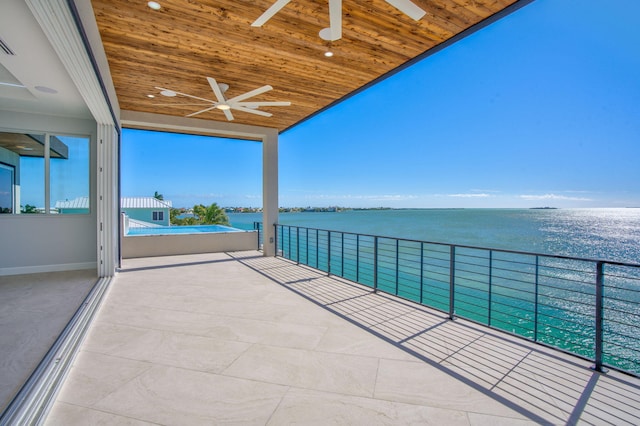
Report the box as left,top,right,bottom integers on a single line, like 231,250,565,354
263,223,640,376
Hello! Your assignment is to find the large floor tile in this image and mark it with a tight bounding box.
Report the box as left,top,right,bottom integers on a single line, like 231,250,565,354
374,358,529,420
45,402,158,426
82,322,252,373
223,344,379,397
92,365,288,425
55,352,153,408
268,388,471,425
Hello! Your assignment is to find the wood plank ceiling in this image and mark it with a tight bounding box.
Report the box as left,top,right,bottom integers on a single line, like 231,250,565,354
91,0,522,132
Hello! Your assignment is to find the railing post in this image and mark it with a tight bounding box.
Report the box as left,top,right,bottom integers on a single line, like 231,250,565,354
341,233,344,276
273,224,278,257
296,227,300,264
306,228,309,265
315,229,319,268
374,236,378,293
592,261,606,372
419,242,424,304
395,239,400,295
288,226,291,259
534,255,539,342
356,234,360,282
488,250,493,326
449,245,455,320
327,231,331,276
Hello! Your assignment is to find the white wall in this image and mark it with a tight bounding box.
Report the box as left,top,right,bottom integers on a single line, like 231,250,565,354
122,232,258,258
0,110,98,275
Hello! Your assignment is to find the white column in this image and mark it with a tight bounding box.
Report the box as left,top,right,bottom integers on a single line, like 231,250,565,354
262,130,279,256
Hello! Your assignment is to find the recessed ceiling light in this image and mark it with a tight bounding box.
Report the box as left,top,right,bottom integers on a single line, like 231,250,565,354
147,94,155,98
160,89,176,97
147,1,161,10
324,51,334,57
35,86,58,94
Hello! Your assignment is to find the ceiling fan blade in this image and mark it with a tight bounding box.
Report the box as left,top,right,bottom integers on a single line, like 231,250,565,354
222,109,234,121
227,85,272,103
385,0,426,20
328,0,342,40
186,106,219,117
206,77,227,104
252,0,291,27
233,106,273,117
319,0,342,41
155,86,216,103
151,103,213,106
239,101,291,107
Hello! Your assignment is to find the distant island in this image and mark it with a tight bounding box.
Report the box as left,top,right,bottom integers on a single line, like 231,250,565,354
530,207,558,210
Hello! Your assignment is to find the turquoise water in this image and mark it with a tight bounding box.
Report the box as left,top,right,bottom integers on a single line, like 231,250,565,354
127,224,242,235
229,208,640,374
229,208,640,263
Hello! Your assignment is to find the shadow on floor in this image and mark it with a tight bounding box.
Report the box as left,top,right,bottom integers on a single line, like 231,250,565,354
231,252,640,425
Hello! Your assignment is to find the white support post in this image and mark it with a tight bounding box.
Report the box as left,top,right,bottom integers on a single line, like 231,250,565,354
262,130,279,256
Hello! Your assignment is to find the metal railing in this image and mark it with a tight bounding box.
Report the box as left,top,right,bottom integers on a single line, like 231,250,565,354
267,223,640,376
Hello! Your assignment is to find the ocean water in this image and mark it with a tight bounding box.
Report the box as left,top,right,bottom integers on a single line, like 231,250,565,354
228,208,640,374
230,208,640,264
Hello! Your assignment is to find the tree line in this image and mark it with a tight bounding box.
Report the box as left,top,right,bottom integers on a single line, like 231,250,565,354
170,203,229,226
154,191,229,226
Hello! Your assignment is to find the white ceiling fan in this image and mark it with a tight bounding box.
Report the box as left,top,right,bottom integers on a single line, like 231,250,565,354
252,0,427,41
154,77,291,121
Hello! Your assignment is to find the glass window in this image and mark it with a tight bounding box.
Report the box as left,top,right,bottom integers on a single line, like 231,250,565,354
19,154,45,214
50,135,90,214
0,131,90,215
0,163,14,213
152,211,164,221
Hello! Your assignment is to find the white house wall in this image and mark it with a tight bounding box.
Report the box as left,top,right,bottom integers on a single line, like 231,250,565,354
0,111,98,275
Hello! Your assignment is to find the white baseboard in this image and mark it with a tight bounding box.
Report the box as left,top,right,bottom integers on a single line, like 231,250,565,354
0,262,97,276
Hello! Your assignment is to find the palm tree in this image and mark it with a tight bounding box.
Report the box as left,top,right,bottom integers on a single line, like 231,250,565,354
203,203,230,225
153,191,164,201
192,204,207,222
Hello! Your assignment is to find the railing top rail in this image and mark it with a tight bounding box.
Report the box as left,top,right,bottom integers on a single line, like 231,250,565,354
274,223,640,269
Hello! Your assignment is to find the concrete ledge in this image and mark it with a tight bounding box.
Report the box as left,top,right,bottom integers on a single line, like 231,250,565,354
122,231,258,259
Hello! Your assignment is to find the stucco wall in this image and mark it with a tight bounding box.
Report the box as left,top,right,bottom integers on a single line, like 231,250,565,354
121,208,170,226
122,231,258,258
0,111,97,275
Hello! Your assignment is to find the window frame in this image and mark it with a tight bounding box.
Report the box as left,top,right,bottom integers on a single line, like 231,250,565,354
0,129,91,216
0,162,15,214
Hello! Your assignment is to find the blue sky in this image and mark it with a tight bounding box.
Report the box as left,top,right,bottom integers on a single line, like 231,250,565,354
122,0,640,209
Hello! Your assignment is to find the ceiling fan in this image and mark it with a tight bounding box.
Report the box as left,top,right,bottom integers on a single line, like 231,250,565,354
252,0,427,41
154,77,291,121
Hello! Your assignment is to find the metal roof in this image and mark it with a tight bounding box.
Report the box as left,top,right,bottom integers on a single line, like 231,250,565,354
55,197,172,209
54,196,89,209
121,197,172,209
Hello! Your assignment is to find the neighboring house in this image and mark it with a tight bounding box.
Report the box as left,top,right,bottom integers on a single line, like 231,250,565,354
54,196,90,214
121,197,172,227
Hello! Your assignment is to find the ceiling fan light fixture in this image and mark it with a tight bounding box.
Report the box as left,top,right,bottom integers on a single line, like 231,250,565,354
216,104,231,110
147,2,161,10
160,89,176,97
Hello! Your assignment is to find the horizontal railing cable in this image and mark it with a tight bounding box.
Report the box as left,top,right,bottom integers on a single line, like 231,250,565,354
267,223,640,377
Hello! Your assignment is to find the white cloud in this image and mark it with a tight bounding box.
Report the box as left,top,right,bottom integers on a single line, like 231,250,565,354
447,193,491,198
304,194,419,202
518,193,592,201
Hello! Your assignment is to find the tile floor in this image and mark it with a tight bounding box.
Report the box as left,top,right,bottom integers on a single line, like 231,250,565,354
44,252,640,425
